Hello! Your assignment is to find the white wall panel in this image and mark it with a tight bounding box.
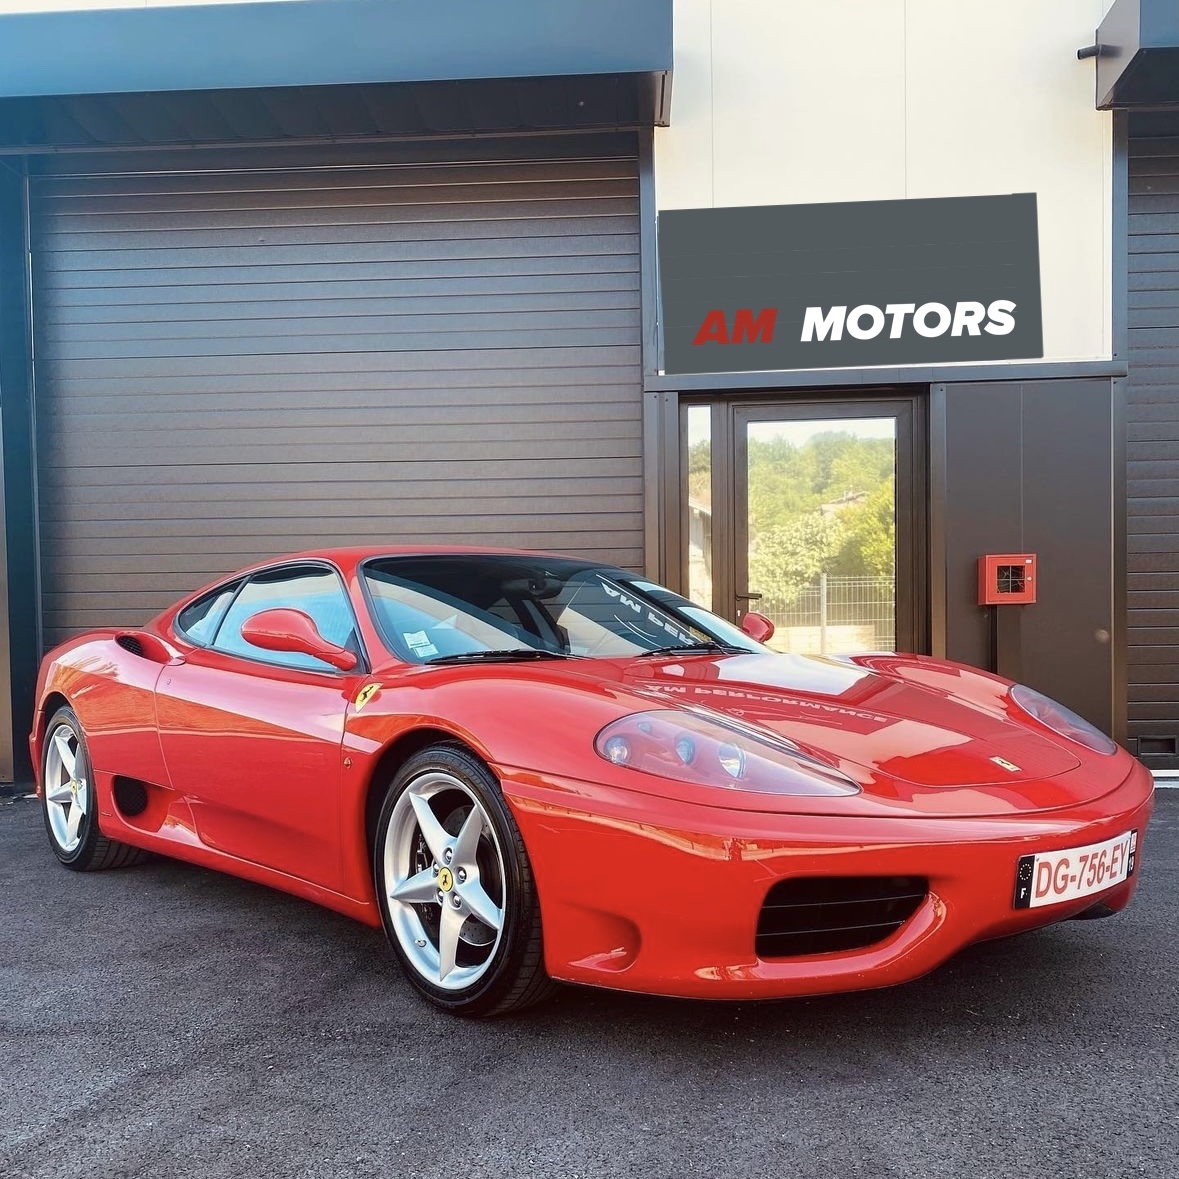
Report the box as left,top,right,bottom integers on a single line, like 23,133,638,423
711,0,906,208
648,0,713,210
905,1,1111,362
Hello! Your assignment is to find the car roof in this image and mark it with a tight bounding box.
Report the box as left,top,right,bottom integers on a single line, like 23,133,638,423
269,544,593,576
159,545,615,618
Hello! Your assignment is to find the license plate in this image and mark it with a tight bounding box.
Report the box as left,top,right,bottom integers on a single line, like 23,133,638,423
1013,829,1137,909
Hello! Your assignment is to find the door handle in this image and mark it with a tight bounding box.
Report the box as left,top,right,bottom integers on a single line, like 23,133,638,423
735,590,763,602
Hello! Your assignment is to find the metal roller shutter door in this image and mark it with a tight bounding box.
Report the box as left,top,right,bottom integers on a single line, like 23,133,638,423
31,150,642,647
1128,132,1179,760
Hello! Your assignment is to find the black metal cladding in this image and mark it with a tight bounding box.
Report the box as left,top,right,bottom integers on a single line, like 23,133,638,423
29,140,643,646
1126,121,1179,767
755,876,928,958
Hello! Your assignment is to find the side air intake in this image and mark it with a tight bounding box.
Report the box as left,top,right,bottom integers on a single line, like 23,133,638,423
114,632,176,664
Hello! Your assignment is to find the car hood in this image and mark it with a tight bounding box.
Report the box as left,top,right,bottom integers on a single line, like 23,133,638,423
609,651,1124,817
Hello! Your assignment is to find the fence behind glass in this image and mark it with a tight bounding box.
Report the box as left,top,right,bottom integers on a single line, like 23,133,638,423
739,413,899,656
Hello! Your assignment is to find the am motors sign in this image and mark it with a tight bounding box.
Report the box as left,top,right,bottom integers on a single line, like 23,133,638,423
658,195,1043,375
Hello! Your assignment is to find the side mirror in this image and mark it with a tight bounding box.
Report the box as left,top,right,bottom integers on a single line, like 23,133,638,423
740,610,776,644
240,608,358,672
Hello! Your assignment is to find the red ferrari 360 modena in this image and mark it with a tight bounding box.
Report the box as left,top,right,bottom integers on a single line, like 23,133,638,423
31,547,1154,1016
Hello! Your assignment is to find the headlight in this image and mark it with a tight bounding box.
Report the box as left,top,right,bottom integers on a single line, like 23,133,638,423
1010,685,1118,756
594,710,860,796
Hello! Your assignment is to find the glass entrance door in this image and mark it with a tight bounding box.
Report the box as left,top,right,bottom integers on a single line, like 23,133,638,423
680,396,924,655
738,408,900,655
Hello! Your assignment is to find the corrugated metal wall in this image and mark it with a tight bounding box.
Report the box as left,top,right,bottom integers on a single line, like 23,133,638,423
30,146,642,647
1128,132,1179,761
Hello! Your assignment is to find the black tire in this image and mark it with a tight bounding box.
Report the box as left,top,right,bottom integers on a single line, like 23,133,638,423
373,743,555,1017
41,706,147,872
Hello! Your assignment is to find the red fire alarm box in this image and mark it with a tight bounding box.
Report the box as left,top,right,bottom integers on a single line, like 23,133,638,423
978,554,1037,605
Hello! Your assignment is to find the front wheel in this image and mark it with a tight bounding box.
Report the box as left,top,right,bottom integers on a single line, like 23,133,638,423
373,744,554,1016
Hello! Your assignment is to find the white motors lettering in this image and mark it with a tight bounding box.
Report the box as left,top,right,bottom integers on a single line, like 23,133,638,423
951,301,986,336
913,302,951,337
846,304,885,340
886,303,915,338
800,305,845,342
984,300,1016,335
801,299,1017,342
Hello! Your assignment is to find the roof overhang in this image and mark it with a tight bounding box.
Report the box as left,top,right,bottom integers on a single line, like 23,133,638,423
0,0,673,152
1092,0,1179,110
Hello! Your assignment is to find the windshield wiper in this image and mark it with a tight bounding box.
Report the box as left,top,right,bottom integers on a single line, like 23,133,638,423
636,640,748,658
424,649,571,665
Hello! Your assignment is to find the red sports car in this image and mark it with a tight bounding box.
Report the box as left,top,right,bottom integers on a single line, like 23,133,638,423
31,547,1154,1016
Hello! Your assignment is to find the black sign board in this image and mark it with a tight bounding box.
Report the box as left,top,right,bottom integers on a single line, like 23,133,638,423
658,194,1043,374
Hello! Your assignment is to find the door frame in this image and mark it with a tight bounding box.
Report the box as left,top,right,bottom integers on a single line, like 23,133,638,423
682,388,929,655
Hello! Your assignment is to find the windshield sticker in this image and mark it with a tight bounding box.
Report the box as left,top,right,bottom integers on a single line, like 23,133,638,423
598,577,697,646
402,631,441,659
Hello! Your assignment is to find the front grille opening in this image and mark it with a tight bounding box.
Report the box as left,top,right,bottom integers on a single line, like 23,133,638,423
756,875,928,958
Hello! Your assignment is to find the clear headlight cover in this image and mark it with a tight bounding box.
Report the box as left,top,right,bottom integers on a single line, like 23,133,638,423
1010,685,1118,756
594,710,860,796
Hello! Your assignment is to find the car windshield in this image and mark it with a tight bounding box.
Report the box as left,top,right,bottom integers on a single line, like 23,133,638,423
361,555,765,663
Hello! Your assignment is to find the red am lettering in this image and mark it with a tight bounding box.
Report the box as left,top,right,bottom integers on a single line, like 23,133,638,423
692,309,729,345
733,307,777,344
692,308,778,346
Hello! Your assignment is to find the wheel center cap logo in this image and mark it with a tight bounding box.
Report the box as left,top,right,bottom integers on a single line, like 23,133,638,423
437,867,454,892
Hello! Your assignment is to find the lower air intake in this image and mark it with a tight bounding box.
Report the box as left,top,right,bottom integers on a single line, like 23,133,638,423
756,875,928,958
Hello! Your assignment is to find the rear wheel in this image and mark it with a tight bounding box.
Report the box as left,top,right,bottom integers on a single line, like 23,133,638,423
373,744,554,1016
41,706,146,871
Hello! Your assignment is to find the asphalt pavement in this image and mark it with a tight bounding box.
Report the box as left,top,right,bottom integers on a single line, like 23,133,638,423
1,789,1176,1179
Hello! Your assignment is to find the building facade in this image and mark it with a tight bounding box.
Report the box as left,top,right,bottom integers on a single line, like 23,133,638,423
0,0,1174,780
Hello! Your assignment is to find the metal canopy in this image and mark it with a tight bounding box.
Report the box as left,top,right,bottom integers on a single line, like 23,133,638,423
0,0,671,100
1092,0,1179,109
0,76,666,154
0,0,672,151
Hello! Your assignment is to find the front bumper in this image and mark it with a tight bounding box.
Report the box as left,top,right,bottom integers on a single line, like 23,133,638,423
502,758,1156,1000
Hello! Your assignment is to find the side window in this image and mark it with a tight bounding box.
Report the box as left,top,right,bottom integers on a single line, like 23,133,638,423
212,565,358,673
176,583,239,646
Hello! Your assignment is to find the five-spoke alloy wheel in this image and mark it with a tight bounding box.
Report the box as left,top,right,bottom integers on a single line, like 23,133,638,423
41,705,146,871
374,744,552,1016
43,713,91,858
